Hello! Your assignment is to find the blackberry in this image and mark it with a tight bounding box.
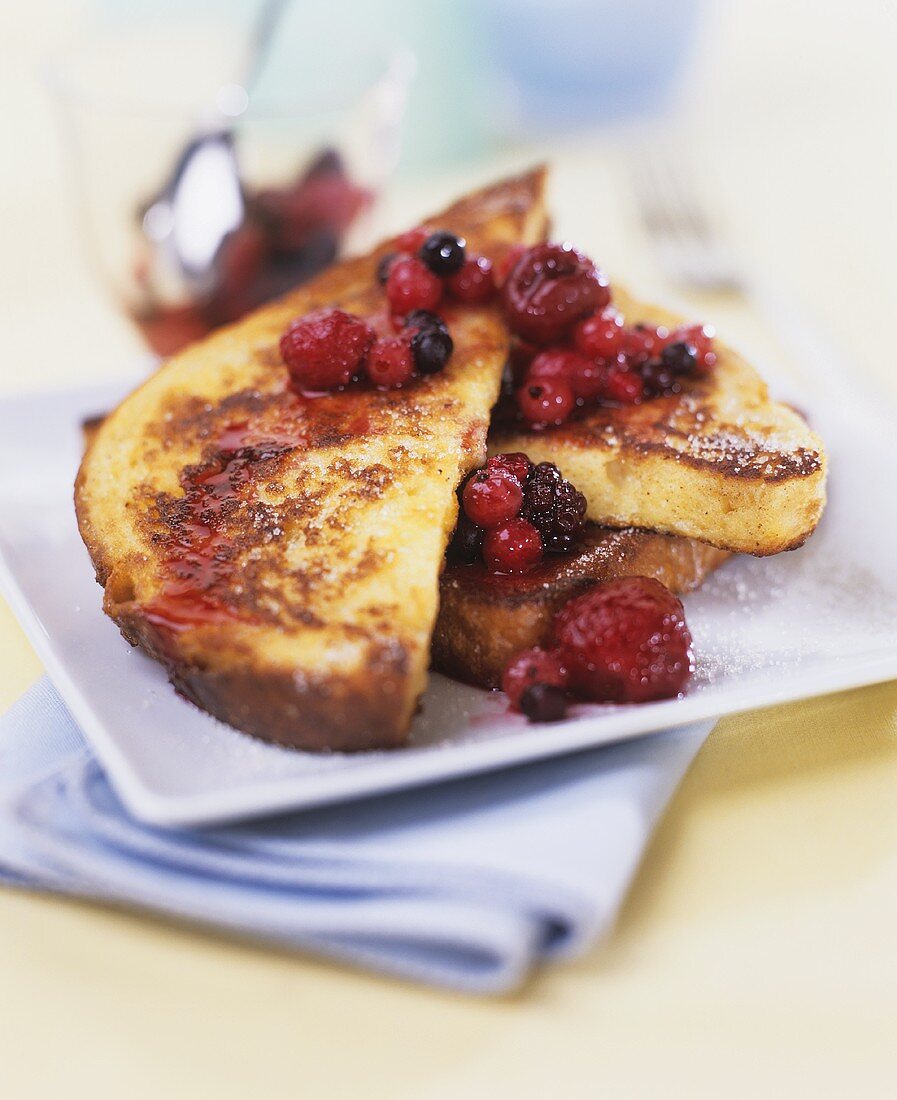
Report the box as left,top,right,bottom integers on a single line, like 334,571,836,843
640,359,683,398
519,683,568,723
521,461,587,552
660,340,698,375
419,231,466,276
411,325,453,375
376,251,397,285
447,512,484,564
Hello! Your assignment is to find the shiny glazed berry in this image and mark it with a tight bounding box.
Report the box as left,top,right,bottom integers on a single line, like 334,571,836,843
376,251,397,285
279,308,374,391
386,256,443,315
486,452,533,487
447,255,496,303
528,348,591,381
462,468,524,528
603,365,644,404
502,243,611,344
660,340,698,375
482,518,543,573
671,324,717,371
572,308,624,359
570,355,611,400
366,336,414,388
446,512,485,565
410,325,453,374
620,325,666,365
395,225,431,252
553,576,694,704
521,462,587,552
502,646,570,713
516,377,576,427
419,231,467,276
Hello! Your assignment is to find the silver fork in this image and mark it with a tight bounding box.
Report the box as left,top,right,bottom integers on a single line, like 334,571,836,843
628,149,861,401
629,150,747,294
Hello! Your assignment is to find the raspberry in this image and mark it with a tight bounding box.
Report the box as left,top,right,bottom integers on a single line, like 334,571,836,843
603,365,644,404
446,512,484,565
482,518,543,573
501,243,611,344
553,576,694,704
367,336,414,388
670,324,717,372
486,452,533,487
521,461,587,552
386,256,443,315
419,231,466,276
502,646,570,717
447,255,496,303
279,308,374,391
462,468,523,528
395,225,431,252
572,308,624,359
516,377,576,427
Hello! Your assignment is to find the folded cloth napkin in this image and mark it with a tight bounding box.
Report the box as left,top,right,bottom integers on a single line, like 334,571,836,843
0,678,712,994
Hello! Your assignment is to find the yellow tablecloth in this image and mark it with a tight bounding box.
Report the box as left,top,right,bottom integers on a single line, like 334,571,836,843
1,1,896,1095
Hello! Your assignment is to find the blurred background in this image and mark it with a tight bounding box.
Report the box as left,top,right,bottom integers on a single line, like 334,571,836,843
2,0,895,400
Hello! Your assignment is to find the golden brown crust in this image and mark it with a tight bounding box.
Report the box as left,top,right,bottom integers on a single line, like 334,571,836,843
76,168,550,751
490,287,827,556
431,525,730,688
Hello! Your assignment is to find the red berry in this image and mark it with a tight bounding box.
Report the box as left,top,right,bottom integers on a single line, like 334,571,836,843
462,468,524,529
501,243,611,344
553,576,694,704
670,324,717,372
619,324,668,365
279,308,374,392
386,256,443,316
494,244,526,287
603,365,644,404
447,255,496,303
502,646,570,712
570,356,611,401
482,518,543,573
486,451,533,487
366,336,415,388
527,347,585,381
516,376,576,427
572,308,624,359
395,225,431,252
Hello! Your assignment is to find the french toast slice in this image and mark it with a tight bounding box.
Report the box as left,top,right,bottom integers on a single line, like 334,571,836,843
490,287,827,556
432,525,729,688
76,169,549,751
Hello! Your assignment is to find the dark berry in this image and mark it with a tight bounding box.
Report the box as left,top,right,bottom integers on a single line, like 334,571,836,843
620,324,667,366
520,683,569,723
501,243,611,344
279,308,374,392
516,377,576,427
447,255,496,303
404,309,447,335
573,308,624,359
462,468,523,528
410,325,453,375
640,359,682,398
482,518,543,573
502,646,570,712
447,512,485,565
553,576,694,704
386,256,442,315
521,461,587,552
367,336,414,388
670,324,717,372
486,452,533,487
419,231,466,276
376,251,398,285
660,340,698,375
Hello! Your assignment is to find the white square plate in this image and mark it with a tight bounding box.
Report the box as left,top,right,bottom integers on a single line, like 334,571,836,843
2,364,895,826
